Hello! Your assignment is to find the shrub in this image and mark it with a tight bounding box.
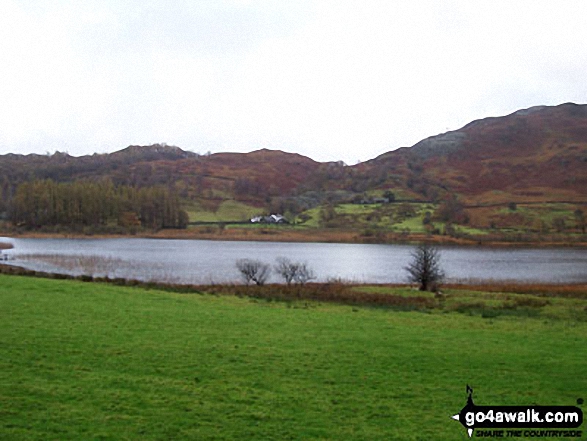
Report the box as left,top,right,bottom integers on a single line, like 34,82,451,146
274,257,316,285
236,259,271,285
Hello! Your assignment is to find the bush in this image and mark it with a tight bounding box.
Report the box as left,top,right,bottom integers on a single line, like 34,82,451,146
274,257,316,285
236,259,271,285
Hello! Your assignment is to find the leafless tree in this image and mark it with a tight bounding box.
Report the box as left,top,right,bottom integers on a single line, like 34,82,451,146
275,257,297,285
236,259,271,285
294,262,316,285
275,257,316,285
405,243,444,291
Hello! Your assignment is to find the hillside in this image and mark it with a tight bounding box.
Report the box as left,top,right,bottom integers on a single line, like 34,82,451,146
2,103,586,205
0,145,321,214
403,102,587,203
1,103,586,242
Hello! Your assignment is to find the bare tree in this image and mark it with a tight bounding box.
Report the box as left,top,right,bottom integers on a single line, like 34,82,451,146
275,257,316,285
294,262,316,285
236,259,271,285
275,257,298,285
405,243,444,291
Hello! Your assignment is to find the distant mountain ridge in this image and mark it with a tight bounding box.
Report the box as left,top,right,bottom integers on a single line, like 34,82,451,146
1,103,586,212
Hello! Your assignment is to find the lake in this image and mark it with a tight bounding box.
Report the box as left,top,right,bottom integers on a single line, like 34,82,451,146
1,237,586,284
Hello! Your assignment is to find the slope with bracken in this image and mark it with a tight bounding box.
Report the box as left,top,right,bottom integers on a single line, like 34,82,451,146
0,145,323,218
370,103,587,205
1,103,586,232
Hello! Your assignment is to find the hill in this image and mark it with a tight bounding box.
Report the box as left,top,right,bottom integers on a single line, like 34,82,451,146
1,103,586,242
0,145,321,216
361,103,587,204
2,104,586,206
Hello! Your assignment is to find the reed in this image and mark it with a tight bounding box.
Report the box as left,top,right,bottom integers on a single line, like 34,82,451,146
443,282,587,299
13,253,181,284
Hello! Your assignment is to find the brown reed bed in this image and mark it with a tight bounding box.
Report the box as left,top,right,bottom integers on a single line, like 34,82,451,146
9,253,180,284
443,282,587,299
207,282,436,310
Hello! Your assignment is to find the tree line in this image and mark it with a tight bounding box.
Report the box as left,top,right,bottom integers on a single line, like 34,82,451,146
9,179,189,232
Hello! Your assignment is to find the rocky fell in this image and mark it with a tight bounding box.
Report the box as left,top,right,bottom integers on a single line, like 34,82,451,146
1,103,586,211
363,103,587,204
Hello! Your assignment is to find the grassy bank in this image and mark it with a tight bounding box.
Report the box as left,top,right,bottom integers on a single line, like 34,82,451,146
1,275,586,440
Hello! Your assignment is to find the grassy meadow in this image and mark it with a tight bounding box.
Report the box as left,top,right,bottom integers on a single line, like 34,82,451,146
186,200,260,224
1,275,586,440
171,199,586,246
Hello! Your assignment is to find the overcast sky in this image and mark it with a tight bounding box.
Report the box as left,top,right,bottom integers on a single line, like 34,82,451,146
1,1,586,163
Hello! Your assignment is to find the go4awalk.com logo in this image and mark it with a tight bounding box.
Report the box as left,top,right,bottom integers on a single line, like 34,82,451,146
451,386,584,438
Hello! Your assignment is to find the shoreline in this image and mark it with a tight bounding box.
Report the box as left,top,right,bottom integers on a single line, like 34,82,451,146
2,227,587,248
2,262,586,291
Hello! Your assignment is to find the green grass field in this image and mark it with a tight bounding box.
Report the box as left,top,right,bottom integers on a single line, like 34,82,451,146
296,202,491,236
177,199,585,245
186,200,260,223
1,275,586,440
